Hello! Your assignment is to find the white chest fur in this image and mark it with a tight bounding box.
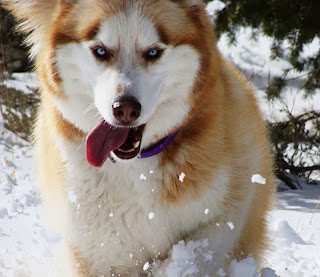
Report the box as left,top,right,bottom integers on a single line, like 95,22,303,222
57,139,231,275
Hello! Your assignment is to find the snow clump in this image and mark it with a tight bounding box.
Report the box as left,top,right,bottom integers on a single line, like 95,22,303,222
179,172,185,182
229,255,258,277
227,222,234,230
251,174,266,184
68,191,77,203
165,239,212,276
143,262,150,271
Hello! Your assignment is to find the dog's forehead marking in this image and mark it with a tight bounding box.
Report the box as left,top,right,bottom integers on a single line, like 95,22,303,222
97,8,161,51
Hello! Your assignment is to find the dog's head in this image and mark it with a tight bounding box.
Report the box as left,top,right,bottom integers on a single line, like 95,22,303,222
3,0,218,166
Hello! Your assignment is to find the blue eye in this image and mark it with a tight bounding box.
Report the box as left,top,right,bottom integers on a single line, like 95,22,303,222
144,48,163,61
149,49,158,57
91,46,114,61
95,47,106,56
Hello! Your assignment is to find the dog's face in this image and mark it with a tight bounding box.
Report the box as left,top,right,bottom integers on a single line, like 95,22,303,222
55,2,200,132
4,0,214,165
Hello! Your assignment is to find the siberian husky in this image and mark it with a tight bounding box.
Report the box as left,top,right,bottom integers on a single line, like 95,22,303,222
3,0,275,275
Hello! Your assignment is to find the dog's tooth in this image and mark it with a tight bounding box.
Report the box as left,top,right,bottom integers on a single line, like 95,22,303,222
134,141,140,149
118,148,134,153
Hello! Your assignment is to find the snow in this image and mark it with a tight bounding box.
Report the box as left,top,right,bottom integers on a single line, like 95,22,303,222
217,26,320,124
68,191,77,203
1,72,38,94
217,267,226,277
227,222,234,231
179,172,185,182
206,0,226,22
140,173,147,180
0,128,60,277
229,256,259,277
165,240,210,276
251,174,267,185
1,1,320,276
264,185,320,276
143,262,150,271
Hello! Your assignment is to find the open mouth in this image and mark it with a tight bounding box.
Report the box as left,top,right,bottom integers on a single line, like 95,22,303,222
113,125,145,160
86,120,145,167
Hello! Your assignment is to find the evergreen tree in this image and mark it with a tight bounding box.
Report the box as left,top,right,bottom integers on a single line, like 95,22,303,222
214,0,320,97
211,0,320,185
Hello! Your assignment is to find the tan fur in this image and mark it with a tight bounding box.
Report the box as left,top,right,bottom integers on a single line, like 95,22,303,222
160,57,275,263
2,0,275,275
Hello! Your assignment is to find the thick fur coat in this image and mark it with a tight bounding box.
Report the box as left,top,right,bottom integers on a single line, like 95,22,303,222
2,0,275,276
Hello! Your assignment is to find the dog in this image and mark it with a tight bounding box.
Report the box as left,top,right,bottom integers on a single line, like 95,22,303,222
3,0,275,275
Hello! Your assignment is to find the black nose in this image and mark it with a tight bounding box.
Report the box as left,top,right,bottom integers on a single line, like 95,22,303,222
112,97,141,123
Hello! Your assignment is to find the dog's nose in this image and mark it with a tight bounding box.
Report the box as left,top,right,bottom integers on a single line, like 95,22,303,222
112,98,141,123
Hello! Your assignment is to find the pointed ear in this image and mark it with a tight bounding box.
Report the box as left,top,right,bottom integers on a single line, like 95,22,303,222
1,0,57,25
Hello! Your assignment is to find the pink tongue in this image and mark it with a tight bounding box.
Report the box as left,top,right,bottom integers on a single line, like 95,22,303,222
86,121,129,167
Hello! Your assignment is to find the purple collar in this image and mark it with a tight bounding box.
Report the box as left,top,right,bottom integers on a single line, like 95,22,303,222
138,130,180,159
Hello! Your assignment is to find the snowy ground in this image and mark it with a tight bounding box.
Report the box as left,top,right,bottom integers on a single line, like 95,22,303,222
0,120,319,277
1,1,320,276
